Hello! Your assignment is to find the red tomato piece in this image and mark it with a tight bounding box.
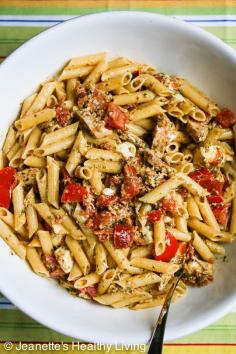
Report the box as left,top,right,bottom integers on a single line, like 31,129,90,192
89,211,114,231
178,242,187,256
108,175,123,186
189,168,224,195
61,183,87,203
0,167,16,209
209,148,224,167
113,224,134,249
147,210,163,223
215,108,236,128
80,285,98,297
212,204,230,226
44,221,52,232
77,87,88,107
207,195,223,204
96,195,118,208
61,167,72,185
121,165,141,201
95,229,113,242
162,197,176,213
42,254,59,272
153,232,179,262
93,89,108,111
56,103,71,126
106,102,128,130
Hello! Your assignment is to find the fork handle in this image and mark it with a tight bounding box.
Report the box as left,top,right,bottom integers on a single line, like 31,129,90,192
147,310,168,354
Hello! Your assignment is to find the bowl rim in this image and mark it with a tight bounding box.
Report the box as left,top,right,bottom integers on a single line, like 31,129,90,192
1,10,236,344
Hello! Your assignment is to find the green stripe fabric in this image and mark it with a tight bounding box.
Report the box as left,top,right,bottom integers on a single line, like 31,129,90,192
1,6,236,15
0,26,235,60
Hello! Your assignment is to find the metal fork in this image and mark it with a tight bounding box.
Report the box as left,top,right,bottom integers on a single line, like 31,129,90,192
146,268,184,354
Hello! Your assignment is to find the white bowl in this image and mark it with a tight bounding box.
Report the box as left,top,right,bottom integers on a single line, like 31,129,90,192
0,11,236,345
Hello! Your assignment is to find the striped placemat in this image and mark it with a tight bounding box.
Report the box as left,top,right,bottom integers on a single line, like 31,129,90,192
0,1,236,353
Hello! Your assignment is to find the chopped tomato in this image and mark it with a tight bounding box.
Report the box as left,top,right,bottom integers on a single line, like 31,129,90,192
89,211,114,230
147,209,162,223
209,148,224,167
170,80,181,90
105,102,128,130
80,285,98,297
132,70,143,77
96,195,118,208
207,195,223,204
43,250,66,275
95,229,113,242
108,175,123,186
61,183,87,203
82,194,96,217
93,89,108,111
189,168,224,195
162,196,176,213
42,255,59,272
61,167,72,185
0,167,16,209
215,108,236,128
121,165,141,201
77,87,88,107
44,221,52,232
178,242,187,256
212,204,230,226
153,232,179,262
113,224,134,249
56,103,71,126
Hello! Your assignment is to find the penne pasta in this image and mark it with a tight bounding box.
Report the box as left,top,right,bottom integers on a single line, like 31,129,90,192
47,157,60,209
34,135,75,156
25,188,38,238
13,183,26,231
26,247,49,277
95,243,108,275
15,108,56,131
130,257,179,274
84,159,122,173
41,122,79,147
65,236,90,275
0,219,26,259
192,231,214,263
188,218,232,243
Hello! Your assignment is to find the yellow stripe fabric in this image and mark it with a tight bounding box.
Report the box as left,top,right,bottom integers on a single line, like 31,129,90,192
1,0,236,8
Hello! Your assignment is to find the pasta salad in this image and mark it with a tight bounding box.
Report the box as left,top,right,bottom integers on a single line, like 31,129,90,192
0,52,236,309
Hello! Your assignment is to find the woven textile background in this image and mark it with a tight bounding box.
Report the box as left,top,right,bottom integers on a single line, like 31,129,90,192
1,1,236,353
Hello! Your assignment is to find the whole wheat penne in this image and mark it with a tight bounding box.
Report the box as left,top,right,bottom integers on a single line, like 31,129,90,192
47,157,60,209
130,257,179,274
65,236,90,275
25,188,38,238
188,217,232,242
0,219,26,259
24,156,46,168
41,122,79,147
26,247,49,277
34,135,75,156
84,159,122,173
192,231,214,263
15,108,56,131
97,269,116,295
